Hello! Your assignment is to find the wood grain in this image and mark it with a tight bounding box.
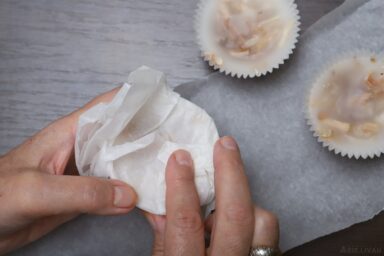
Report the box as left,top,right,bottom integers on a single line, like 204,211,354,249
1,1,356,256
0,0,344,155
284,212,384,256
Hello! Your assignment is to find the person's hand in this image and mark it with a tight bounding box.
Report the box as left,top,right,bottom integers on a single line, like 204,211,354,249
0,87,137,255
145,136,279,256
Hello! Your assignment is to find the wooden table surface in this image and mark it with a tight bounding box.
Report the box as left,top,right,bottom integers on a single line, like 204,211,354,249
3,0,370,255
0,0,344,154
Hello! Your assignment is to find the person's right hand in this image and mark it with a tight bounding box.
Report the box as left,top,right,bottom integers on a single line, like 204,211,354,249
145,136,279,256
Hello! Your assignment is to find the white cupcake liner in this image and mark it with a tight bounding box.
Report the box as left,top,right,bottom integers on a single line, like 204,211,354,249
306,52,384,159
195,0,301,78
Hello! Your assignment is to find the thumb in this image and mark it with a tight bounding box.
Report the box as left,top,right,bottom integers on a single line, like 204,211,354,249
7,172,137,219
144,212,166,256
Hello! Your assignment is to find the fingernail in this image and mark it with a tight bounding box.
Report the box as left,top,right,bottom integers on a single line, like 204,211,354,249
220,136,238,150
114,186,135,208
147,214,165,232
152,215,166,233
174,150,193,167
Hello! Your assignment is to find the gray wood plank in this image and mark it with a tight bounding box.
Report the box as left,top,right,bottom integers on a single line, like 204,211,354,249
0,1,346,255
0,0,344,154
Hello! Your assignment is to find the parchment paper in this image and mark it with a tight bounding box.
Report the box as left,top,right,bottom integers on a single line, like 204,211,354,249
75,67,218,215
9,1,384,255
176,0,384,250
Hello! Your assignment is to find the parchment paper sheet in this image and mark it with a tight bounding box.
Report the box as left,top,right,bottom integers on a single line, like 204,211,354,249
9,1,384,255
176,0,384,250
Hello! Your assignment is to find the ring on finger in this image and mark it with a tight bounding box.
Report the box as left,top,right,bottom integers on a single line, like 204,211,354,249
249,246,281,256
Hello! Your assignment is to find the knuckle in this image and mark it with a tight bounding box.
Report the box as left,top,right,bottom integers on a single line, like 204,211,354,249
13,172,45,215
173,169,194,185
80,181,109,211
216,157,244,174
255,207,279,230
152,239,165,256
223,240,246,255
173,208,203,233
16,172,42,187
225,204,254,226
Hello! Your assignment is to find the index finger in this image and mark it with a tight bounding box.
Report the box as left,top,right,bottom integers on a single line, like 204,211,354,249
164,150,205,256
209,137,254,256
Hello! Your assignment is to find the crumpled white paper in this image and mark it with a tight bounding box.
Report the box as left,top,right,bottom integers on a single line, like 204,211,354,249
75,66,219,215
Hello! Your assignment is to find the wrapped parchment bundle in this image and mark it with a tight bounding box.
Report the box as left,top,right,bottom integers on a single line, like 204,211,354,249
75,67,219,214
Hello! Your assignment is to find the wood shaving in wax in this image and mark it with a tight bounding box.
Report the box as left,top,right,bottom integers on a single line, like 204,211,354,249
196,0,300,78
308,55,384,159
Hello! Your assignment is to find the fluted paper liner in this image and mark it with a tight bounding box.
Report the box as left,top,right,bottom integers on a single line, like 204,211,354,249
195,0,300,78
307,53,384,159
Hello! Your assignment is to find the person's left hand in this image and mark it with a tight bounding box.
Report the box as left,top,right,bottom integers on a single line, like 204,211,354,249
0,87,137,255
